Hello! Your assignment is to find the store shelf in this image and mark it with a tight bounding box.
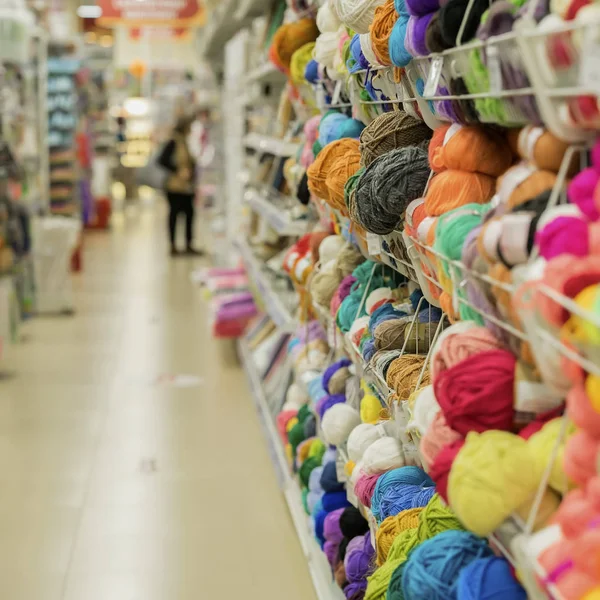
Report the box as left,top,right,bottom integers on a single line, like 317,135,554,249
238,337,345,600
234,238,296,331
244,187,309,236
244,133,299,157
245,62,287,85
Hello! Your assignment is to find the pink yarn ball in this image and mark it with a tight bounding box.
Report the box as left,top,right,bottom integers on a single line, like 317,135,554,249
354,473,381,507
568,168,600,221
419,412,462,471
300,142,314,169
536,215,590,260
304,115,322,145
564,430,600,487
567,383,600,438
554,487,600,539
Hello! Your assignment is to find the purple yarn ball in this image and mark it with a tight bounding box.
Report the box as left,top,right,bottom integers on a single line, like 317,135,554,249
338,275,357,301
409,13,436,56
405,0,440,16
324,540,340,567
324,508,345,543
345,533,376,583
344,580,367,600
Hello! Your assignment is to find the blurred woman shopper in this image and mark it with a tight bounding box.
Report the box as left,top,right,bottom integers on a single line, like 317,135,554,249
158,115,203,256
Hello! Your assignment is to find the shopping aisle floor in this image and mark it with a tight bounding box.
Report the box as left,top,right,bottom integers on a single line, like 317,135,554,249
0,205,317,600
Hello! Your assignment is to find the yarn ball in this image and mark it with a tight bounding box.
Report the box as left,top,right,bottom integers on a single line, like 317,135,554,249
369,0,399,65
348,423,385,462
457,556,527,600
323,358,353,393
448,431,542,536
362,437,406,475
322,404,362,447
316,393,347,420
401,530,493,600
322,490,352,513
346,533,376,583
407,385,440,437
321,461,346,493
324,507,346,543
429,439,465,503
376,509,422,564
361,391,383,424
359,111,432,169
320,235,347,265
415,493,464,543
387,562,407,600
438,0,490,47
340,506,371,539
350,146,430,235
425,170,495,217
332,0,388,33
434,349,516,436
270,18,320,73
420,412,462,471
355,473,382,507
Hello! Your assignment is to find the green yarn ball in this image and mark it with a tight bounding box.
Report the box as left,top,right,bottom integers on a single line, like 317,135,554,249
288,421,307,454
299,456,321,487
386,562,406,600
416,493,465,543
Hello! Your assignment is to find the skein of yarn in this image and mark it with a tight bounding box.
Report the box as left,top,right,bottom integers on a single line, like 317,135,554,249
359,111,432,168
332,0,388,33
369,0,399,65
321,403,362,447
350,146,430,235
362,436,406,474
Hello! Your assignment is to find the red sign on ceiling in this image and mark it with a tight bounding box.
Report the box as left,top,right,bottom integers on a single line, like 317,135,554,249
97,0,205,27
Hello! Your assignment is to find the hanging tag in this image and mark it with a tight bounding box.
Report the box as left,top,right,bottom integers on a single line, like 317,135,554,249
331,80,343,106
423,56,444,98
366,232,382,255
580,27,600,94
486,46,502,94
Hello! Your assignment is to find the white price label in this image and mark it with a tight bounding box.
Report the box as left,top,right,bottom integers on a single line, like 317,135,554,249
487,46,502,94
580,27,600,94
423,56,444,98
315,85,326,111
366,232,383,255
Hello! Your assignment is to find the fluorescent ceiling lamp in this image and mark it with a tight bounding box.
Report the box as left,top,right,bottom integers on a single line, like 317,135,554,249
123,97,151,117
77,5,102,18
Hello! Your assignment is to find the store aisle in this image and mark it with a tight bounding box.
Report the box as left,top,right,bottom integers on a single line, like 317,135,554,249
0,206,316,600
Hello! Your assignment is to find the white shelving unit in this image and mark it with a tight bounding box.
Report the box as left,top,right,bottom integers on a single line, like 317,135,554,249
243,187,309,236
238,337,345,600
234,239,296,331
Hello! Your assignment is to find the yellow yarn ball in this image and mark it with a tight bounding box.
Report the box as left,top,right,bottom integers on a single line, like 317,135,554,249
562,284,600,344
448,431,542,536
376,509,422,565
290,42,316,85
285,443,293,463
361,392,383,424
586,374,600,413
514,488,561,531
527,417,576,494
387,527,419,562
582,588,600,600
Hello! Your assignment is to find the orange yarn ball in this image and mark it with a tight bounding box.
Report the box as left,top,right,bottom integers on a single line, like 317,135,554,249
270,18,319,74
307,138,359,203
496,166,557,209
369,0,398,66
326,147,362,213
429,125,450,173
424,170,495,217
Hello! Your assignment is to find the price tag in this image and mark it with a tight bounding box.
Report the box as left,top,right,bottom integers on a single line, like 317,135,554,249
423,56,444,98
580,27,600,94
486,45,502,94
366,232,382,255
331,80,343,106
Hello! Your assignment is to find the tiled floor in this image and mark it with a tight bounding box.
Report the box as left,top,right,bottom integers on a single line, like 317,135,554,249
0,205,316,600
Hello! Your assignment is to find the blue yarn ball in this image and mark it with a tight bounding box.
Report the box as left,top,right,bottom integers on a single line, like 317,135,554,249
410,486,436,508
308,376,327,404
322,490,351,513
321,461,345,493
309,466,324,493
314,509,328,546
349,34,369,72
369,303,408,335
371,467,434,522
457,557,527,600
312,497,324,517
362,338,377,362
389,0,411,67
305,59,320,84
323,447,338,464
319,113,349,146
402,531,493,600
337,118,366,140
308,490,324,514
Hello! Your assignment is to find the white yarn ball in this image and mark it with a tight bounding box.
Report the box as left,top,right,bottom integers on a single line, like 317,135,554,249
317,2,342,33
286,382,309,409
350,458,365,490
361,436,405,475
332,0,387,34
407,385,440,437
314,32,339,70
366,288,393,314
359,32,383,67
431,320,478,365
319,235,346,265
347,422,386,462
296,350,329,375
348,315,371,339
321,403,362,446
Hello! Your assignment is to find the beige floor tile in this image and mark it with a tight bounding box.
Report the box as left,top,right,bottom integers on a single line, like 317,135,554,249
0,204,315,600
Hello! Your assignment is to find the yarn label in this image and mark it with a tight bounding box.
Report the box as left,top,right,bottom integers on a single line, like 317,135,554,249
366,232,382,255
486,46,502,94
331,81,343,106
423,57,444,98
580,28,600,94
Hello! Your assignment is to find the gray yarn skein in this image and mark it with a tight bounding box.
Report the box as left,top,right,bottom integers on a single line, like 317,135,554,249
352,146,430,235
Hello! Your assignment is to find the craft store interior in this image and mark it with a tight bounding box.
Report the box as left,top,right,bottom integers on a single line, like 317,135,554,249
3,0,600,598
